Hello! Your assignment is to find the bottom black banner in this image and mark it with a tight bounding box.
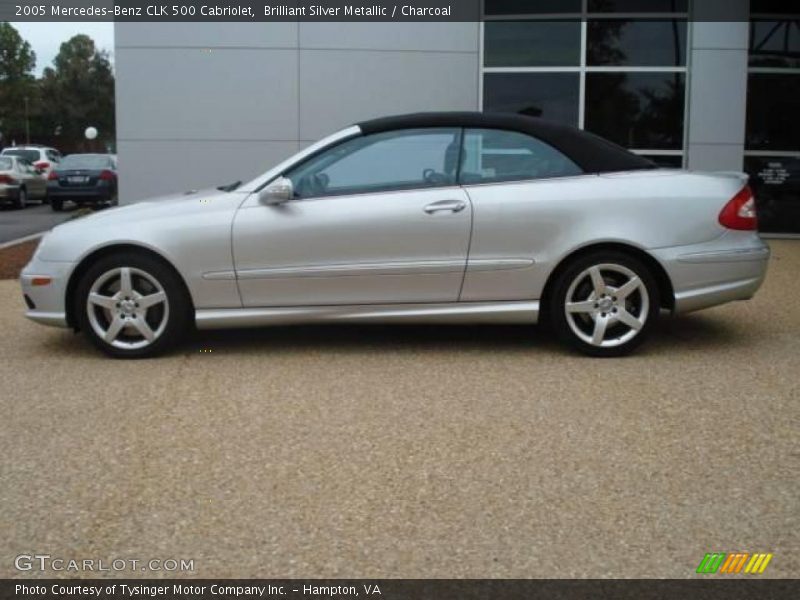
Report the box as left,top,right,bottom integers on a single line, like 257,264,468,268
1,580,798,600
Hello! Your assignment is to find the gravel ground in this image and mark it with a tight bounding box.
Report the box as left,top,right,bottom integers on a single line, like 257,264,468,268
0,241,798,579
0,239,39,280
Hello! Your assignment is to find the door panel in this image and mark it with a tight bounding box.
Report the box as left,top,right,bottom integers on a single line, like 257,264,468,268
233,187,472,307
457,128,590,302
20,162,46,197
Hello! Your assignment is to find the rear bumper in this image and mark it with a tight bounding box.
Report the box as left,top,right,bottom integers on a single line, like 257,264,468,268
673,275,766,313
47,183,114,201
654,232,770,314
0,184,21,200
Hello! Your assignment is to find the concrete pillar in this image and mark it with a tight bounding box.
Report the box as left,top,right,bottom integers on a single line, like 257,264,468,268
686,0,750,171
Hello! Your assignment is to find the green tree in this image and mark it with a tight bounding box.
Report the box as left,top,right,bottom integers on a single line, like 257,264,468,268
0,22,37,145
41,34,115,152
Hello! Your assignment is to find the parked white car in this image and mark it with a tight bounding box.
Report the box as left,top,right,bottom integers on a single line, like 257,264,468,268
1,145,62,180
21,112,769,358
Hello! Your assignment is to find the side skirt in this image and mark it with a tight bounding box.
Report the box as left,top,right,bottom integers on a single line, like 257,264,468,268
195,300,540,330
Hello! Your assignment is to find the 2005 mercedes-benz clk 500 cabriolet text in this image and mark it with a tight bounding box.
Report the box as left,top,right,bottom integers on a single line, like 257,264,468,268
21,112,770,358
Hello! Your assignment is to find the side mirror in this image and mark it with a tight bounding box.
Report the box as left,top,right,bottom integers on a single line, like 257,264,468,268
258,177,293,205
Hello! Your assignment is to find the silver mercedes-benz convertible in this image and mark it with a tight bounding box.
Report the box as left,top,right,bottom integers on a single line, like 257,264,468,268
21,112,769,358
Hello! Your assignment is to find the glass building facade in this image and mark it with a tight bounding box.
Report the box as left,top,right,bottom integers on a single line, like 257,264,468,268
744,1,800,234
481,0,800,234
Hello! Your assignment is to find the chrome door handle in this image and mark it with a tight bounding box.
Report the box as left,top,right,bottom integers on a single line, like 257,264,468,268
424,200,466,214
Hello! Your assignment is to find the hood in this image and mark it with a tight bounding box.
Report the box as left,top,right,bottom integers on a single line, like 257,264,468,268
37,188,248,262
55,188,237,229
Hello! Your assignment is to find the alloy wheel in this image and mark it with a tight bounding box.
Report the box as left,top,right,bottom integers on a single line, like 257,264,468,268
86,267,170,350
563,263,650,348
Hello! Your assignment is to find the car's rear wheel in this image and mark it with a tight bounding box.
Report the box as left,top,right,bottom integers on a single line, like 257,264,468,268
550,251,660,357
51,198,63,211
14,187,27,209
75,253,191,358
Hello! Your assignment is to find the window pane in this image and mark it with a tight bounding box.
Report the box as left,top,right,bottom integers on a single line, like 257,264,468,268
746,74,800,151
749,21,800,68
588,0,688,12
2,149,39,161
485,21,581,67
460,128,583,184
588,19,686,66
745,156,800,234
750,0,800,16
637,154,683,168
585,72,685,149
483,73,580,127
484,0,582,15
286,129,461,198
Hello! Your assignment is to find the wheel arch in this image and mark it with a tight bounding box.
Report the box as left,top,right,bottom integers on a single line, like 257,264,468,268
540,242,675,321
65,243,195,330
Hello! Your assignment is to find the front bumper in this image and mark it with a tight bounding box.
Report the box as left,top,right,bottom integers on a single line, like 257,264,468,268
653,231,770,314
20,255,75,328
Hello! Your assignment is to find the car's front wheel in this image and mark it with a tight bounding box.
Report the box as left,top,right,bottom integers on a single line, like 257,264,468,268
75,253,191,358
550,251,660,357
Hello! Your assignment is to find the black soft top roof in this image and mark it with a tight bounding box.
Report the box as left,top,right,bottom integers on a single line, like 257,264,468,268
357,111,655,174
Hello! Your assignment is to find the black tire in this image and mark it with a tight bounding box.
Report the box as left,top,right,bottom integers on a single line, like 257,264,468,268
51,198,63,211
549,251,660,357
13,187,27,209
75,252,192,358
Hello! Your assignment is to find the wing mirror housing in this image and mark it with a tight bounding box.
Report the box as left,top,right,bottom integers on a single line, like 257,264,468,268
259,177,293,205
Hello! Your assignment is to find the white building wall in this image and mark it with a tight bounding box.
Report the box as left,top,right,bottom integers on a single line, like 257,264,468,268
114,22,480,202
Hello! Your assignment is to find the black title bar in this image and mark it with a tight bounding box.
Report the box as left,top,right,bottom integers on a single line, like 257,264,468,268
6,1,478,21
1,580,799,600
0,0,774,22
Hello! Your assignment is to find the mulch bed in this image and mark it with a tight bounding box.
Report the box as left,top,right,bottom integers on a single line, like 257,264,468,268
0,239,41,280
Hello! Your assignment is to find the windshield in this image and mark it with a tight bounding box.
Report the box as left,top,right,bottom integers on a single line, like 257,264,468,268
0,157,13,170
2,149,38,162
59,154,113,170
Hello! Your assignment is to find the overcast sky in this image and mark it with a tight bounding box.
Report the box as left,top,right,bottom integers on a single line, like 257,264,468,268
11,22,114,75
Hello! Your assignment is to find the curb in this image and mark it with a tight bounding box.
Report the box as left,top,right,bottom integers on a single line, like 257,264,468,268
0,232,45,250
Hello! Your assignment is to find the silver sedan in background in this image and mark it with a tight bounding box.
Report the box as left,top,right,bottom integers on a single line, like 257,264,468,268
20,112,769,358
0,156,48,208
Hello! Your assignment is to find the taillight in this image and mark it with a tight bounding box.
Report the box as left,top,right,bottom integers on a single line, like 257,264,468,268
48,170,59,180
719,185,758,231
0,174,16,184
99,170,115,181
34,161,50,170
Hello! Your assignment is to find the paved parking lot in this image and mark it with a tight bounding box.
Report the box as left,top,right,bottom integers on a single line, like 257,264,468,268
0,203,75,244
0,241,798,578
